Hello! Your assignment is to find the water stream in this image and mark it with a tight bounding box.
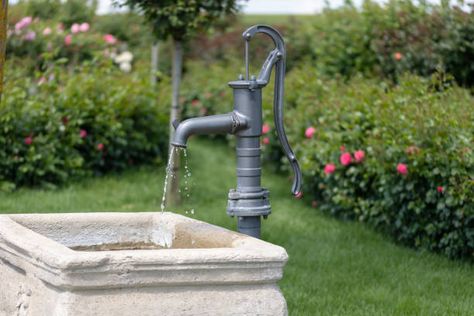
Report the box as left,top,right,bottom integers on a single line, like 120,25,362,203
160,146,177,213
160,146,194,214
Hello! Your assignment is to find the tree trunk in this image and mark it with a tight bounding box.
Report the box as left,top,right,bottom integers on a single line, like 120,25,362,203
0,0,7,102
166,39,183,206
150,41,159,87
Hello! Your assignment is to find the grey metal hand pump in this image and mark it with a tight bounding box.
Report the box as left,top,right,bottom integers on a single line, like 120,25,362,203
171,25,302,238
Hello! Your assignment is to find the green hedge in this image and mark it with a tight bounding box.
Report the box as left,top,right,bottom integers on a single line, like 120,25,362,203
0,62,169,190
182,62,473,260
277,67,473,260
293,1,474,87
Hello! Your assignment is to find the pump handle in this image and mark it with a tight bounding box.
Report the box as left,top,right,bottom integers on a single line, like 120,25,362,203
243,25,302,196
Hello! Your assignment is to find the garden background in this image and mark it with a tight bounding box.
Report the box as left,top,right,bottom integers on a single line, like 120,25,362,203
0,0,473,314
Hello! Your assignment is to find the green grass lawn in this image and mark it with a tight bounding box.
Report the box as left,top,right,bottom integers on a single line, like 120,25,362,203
0,139,472,315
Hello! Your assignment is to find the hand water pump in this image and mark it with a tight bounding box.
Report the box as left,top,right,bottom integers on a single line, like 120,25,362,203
171,25,302,238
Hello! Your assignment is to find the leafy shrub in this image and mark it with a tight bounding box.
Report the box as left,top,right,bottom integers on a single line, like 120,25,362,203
179,61,473,260
59,0,97,27
304,1,474,87
269,66,473,260
6,16,126,74
26,0,62,20
0,61,169,190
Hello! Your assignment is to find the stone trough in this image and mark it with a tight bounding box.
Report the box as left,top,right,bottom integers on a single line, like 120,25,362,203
0,212,288,315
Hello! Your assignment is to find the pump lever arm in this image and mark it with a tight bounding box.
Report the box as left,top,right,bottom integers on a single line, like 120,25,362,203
243,25,302,196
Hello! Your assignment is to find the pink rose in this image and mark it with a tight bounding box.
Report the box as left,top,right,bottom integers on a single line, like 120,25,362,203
340,145,346,152
397,163,408,175
324,163,336,175
42,27,52,36
24,136,33,145
38,76,47,86
262,123,271,134
97,143,104,151
262,137,270,145
71,23,80,34
103,34,117,45
340,152,352,166
305,126,316,139
394,52,403,61
79,23,90,32
15,16,32,31
437,186,444,193
354,150,365,162
191,99,200,107
64,34,72,46
23,31,36,41
79,129,88,138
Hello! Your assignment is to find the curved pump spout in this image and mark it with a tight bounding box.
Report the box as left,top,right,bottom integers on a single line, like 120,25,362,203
171,112,247,148
169,25,302,239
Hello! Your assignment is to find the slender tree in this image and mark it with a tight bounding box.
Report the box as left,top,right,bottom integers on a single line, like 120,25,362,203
116,0,239,205
0,0,7,102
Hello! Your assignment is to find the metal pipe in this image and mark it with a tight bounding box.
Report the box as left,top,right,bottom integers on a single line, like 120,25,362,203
171,112,246,148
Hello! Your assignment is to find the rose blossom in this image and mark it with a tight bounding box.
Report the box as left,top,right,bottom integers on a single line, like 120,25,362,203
71,23,80,34
262,123,271,134
24,136,33,145
354,150,365,162
23,31,36,41
305,126,316,139
103,34,117,45
340,152,352,166
43,27,52,36
324,163,336,175
79,129,88,138
437,186,444,193
15,16,32,32
397,163,408,175
97,143,104,151
79,23,90,32
394,52,403,61
38,76,47,85
64,34,72,46
262,137,270,145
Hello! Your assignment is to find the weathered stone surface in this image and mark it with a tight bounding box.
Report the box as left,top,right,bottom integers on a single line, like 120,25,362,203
0,212,288,315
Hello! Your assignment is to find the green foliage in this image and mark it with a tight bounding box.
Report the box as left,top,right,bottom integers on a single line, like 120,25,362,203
60,0,97,27
116,0,240,41
181,62,474,261
278,67,473,260
0,61,169,190
26,0,61,19
94,13,153,49
300,1,474,87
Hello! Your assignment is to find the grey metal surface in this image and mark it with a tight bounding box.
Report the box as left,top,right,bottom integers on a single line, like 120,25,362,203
171,25,303,238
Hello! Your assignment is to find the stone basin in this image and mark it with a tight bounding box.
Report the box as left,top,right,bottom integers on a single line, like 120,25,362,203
0,212,288,316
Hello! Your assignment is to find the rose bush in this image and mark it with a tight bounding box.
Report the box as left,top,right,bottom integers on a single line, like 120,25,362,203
274,67,473,260
181,61,473,261
0,61,170,190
